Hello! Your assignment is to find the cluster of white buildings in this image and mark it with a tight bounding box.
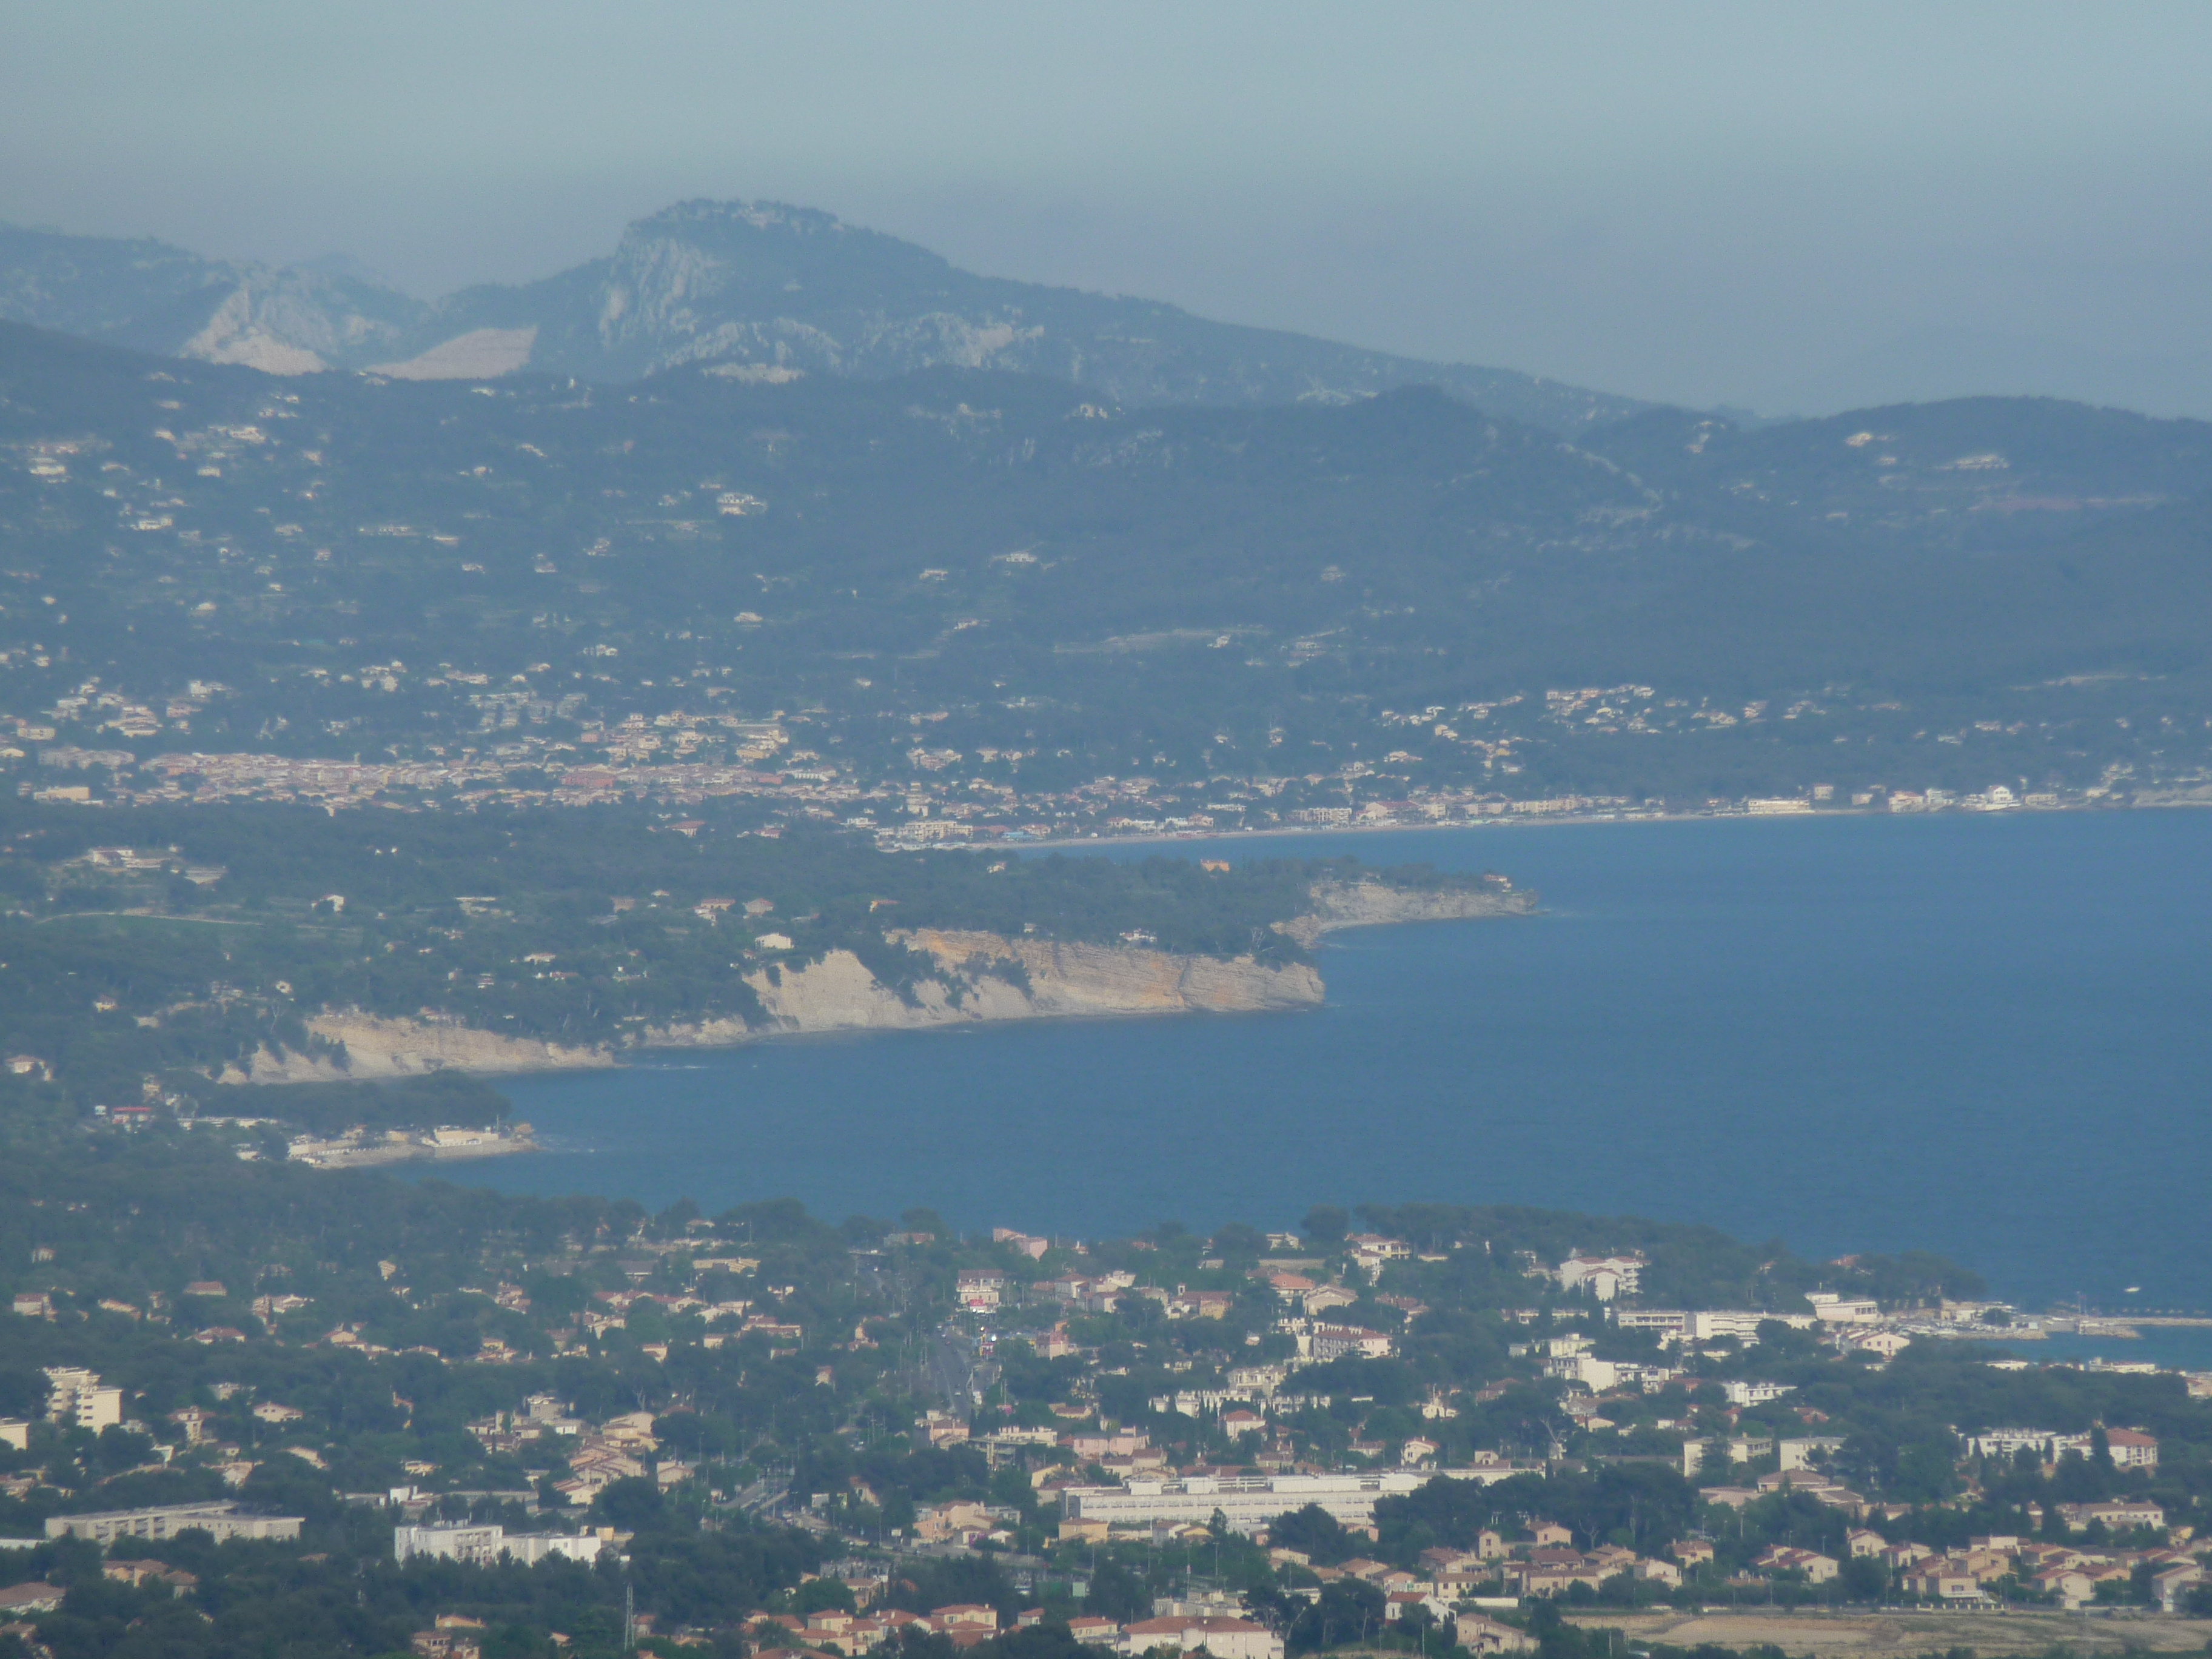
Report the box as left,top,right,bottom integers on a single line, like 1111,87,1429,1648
465,1400,691,1502
1966,1426,2160,1468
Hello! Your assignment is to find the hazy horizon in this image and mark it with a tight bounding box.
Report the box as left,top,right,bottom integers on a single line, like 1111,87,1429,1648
5,2,2210,418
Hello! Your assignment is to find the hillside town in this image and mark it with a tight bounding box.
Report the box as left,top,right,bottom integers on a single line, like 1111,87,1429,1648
5,1188,2210,1658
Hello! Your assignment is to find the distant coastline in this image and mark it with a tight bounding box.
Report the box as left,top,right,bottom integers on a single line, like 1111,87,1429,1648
282,1125,540,1168
1043,791,2210,854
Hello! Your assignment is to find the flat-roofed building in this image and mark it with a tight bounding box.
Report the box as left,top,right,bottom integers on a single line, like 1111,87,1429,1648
42,1368,122,1432
47,1503,301,1545
1119,1616,1282,1659
1062,1469,1517,1537
393,1523,608,1565
1613,1309,1687,1343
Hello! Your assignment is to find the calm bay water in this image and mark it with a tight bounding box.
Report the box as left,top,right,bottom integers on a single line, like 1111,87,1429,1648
468,811,2212,1309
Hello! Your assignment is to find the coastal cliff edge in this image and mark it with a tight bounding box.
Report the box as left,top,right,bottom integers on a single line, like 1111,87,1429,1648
222,878,1529,1082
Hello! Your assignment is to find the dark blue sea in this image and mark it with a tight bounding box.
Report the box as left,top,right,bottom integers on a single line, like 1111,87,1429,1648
464,811,2212,1311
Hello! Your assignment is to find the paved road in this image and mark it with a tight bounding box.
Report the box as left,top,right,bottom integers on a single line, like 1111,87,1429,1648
929,1330,979,1412
726,1474,789,1515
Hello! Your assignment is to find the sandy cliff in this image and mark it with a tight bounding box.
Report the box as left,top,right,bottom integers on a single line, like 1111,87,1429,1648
644,928,1322,1047
219,1013,613,1083
223,879,1521,1081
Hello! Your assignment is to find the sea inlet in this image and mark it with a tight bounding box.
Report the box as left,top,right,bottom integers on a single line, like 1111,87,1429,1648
465,809,2212,1310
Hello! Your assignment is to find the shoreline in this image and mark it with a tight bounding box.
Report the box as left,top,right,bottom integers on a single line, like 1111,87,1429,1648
287,1134,539,1169
226,887,1519,1088
211,805,2212,1093
404,809,2212,1319
1004,795,2202,855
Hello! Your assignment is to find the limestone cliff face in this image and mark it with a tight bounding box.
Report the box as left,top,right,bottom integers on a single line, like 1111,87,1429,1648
220,1012,613,1083
1273,879,1536,947
908,929,1324,1016
223,879,1517,1081
643,929,1321,1047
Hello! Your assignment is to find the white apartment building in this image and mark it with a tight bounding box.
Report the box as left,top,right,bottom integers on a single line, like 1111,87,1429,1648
1309,1325,1395,1362
2106,1428,2160,1468
1779,1436,1848,1470
48,1503,301,1544
1721,1380,1795,1406
1557,1255,1643,1302
1062,1469,1512,1536
1119,1617,1282,1659
42,1368,122,1432
1806,1293,1881,1324
393,1523,608,1565
1688,1310,1814,1342
1967,1428,2068,1461
1965,1427,2156,1468
1613,1309,1687,1344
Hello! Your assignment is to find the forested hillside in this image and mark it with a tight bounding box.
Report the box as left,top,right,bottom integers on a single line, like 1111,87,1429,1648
3,322,2211,811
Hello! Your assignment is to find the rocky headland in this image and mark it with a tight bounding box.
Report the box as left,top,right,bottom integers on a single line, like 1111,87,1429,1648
224,877,1531,1082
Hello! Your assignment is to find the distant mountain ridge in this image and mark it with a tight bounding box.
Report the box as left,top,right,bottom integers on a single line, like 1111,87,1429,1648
0,224,423,375
0,201,1641,432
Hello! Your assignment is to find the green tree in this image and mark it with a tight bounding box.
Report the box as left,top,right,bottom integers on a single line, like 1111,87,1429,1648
1272,1503,1355,1566
1301,1208,1350,1248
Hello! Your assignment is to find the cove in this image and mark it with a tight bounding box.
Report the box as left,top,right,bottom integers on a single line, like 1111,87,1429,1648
463,809,2212,1309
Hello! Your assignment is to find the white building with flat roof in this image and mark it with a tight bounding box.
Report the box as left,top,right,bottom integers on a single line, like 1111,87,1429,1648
42,1368,122,1432
1061,1469,1519,1536
47,1503,301,1544
1779,1436,1848,1470
1689,1310,1815,1342
394,1523,608,1565
1119,1616,1282,1659
1613,1309,1687,1343
1806,1293,1881,1324
1557,1255,1643,1302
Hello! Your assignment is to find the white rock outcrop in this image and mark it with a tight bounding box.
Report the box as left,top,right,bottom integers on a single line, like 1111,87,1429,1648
220,1013,612,1083
645,928,1321,1047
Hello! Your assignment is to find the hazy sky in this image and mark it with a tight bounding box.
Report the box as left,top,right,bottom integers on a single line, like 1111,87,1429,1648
5,2,2210,415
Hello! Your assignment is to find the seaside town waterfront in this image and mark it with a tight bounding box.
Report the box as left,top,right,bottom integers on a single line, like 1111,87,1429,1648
22,726,2199,850
16,669,2208,850
9,1183,2212,1658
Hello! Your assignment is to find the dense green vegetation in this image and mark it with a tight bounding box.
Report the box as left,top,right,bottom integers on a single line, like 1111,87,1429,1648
1350,1204,1985,1316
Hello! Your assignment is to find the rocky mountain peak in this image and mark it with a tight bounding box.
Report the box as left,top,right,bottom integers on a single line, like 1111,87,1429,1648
0,202,1644,431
